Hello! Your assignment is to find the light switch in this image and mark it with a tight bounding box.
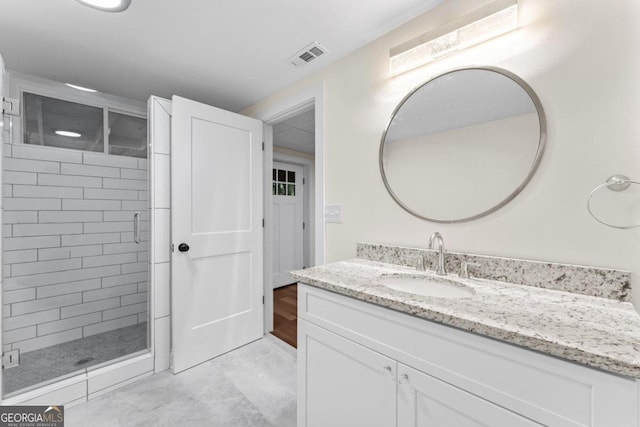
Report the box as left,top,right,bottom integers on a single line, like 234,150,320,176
325,204,342,223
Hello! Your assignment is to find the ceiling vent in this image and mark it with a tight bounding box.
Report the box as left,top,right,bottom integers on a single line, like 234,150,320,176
287,42,330,68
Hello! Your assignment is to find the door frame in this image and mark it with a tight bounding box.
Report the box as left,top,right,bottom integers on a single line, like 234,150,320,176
255,83,326,333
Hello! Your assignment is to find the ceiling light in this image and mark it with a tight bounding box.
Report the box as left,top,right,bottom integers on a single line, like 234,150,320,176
390,0,518,75
65,83,97,92
55,130,82,138
75,0,132,12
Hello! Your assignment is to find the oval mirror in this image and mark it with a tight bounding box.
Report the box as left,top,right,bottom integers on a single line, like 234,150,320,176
380,67,546,223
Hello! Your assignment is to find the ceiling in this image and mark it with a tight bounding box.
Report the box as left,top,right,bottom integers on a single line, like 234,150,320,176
0,0,445,112
273,108,315,154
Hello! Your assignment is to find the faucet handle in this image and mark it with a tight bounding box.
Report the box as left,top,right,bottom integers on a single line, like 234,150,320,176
415,255,427,271
460,261,480,279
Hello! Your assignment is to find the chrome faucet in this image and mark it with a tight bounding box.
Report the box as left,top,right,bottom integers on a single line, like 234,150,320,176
428,232,447,275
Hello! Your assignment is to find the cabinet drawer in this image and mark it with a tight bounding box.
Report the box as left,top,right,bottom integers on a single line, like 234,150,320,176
299,284,638,427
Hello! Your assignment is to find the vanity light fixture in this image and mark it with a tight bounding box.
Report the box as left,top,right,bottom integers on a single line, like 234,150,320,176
75,0,131,13
55,130,82,138
389,0,518,75
65,83,97,93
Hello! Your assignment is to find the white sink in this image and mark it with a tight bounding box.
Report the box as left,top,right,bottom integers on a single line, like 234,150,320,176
381,275,475,299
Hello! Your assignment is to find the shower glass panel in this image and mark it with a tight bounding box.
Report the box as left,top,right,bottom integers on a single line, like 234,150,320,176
3,92,150,397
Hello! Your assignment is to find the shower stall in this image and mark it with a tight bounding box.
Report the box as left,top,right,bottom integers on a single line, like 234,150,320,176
1,72,151,398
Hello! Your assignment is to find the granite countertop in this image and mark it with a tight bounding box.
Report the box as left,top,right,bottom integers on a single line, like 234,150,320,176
291,258,640,379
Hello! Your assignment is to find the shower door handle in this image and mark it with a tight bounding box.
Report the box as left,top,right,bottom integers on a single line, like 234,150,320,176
134,212,141,244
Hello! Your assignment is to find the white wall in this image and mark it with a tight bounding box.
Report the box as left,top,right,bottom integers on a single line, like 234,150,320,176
244,0,640,307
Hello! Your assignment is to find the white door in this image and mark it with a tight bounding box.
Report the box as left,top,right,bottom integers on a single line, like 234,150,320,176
272,161,303,288
298,319,397,427
171,95,263,373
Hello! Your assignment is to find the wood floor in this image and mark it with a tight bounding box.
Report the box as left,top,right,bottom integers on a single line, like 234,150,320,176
271,283,297,348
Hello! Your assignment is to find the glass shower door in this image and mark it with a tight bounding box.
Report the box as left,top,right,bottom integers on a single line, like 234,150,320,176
2,91,150,396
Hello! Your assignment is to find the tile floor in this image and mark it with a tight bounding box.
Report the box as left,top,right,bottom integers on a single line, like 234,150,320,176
4,322,148,395
65,335,297,427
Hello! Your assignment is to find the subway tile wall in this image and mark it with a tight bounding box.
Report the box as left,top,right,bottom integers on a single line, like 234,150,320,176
2,143,149,353
149,96,171,373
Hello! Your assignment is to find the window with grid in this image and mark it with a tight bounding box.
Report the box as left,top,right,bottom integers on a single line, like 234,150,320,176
272,168,296,196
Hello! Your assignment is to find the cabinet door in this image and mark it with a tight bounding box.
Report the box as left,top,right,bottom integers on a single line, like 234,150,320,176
398,364,543,427
298,319,397,427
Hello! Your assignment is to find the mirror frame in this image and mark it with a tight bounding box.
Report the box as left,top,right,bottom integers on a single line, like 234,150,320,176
379,66,547,223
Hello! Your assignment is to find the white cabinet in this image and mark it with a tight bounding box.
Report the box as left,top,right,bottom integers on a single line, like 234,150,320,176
299,318,543,427
298,320,397,427
398,364,541,427
297,284,640,427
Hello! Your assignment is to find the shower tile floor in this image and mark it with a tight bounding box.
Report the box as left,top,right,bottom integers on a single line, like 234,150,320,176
66,335,297,427
4,322,147,395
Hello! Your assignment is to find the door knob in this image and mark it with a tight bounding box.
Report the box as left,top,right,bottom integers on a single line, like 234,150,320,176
178,243,190,252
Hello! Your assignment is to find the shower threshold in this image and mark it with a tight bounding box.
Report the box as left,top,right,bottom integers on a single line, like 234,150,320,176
3,322,147,396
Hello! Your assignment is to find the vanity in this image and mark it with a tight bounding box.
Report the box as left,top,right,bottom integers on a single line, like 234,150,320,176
291,65,640,426
292,244,640,427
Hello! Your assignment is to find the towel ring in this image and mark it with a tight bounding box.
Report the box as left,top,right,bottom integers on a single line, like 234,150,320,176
587,175,640,229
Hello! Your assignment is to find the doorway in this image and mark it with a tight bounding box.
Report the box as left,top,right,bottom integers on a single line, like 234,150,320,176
270,108,314,348
256,83,325,336
271,106,315,281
